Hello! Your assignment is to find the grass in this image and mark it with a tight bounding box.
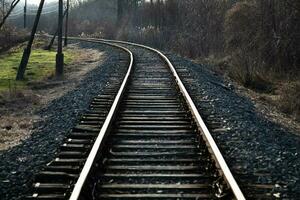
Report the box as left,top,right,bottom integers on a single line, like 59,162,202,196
0,47,76,91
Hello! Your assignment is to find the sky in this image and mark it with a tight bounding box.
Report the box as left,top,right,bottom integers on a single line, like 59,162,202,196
28,0,153,5
28,0,56,5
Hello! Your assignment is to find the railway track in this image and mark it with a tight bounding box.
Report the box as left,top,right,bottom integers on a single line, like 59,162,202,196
27,38,245,200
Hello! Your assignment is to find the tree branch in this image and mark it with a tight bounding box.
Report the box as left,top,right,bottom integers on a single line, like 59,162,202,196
0,0,20,29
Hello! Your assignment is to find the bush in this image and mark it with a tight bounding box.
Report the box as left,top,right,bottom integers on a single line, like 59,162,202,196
227,48,273,92
225,1,258,51
0,26,28,52
278,82,300,121
224,2,257,82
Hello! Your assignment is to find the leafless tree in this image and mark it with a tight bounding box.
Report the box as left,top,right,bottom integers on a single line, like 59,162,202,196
0,0,21,29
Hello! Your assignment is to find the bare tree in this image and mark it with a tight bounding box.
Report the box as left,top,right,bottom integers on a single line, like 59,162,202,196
0,0,21,29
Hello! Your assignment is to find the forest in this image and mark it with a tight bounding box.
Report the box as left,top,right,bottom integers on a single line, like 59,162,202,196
0,0,299,119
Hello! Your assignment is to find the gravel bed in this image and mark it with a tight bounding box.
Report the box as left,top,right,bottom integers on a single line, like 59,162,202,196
1,40,299,199
0,41,127,200
109,43,299,198
166,52,300,199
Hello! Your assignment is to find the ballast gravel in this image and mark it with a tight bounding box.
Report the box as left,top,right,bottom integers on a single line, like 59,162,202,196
0,41,127,200
103,42,300,198
166,53,300,199
0,40,299,199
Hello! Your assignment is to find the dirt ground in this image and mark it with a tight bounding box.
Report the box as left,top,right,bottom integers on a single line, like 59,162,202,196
0,43,105,151
232,81,300,135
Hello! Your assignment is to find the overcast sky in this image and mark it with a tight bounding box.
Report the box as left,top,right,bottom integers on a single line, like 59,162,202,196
28,0,153,5
28,0,56,5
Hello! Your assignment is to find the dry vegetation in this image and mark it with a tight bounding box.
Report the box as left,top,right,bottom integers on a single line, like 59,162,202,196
0,26,28,52
114,0,300,122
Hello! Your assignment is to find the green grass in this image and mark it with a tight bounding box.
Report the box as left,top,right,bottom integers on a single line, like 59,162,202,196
0,48,76,91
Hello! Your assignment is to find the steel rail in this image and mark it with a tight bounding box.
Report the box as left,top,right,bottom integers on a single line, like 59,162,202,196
68,39,134,200
80,37,246,200
64,37,245,200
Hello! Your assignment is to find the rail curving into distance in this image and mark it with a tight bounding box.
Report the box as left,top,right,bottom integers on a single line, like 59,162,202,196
27,36,245,200
67,38,245,200
68,39,134,200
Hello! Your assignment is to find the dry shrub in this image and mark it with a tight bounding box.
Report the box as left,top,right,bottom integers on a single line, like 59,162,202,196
224,1,274,92
278,82,300,121
69,19,116,39
224,0,299,93
200,55,231,76
171,32,201,58
102,23,118,39
135,26,165,48
117,26,166,49
228,49,273,92
225,1,257,85
0,26,28,52
225,1,258,51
